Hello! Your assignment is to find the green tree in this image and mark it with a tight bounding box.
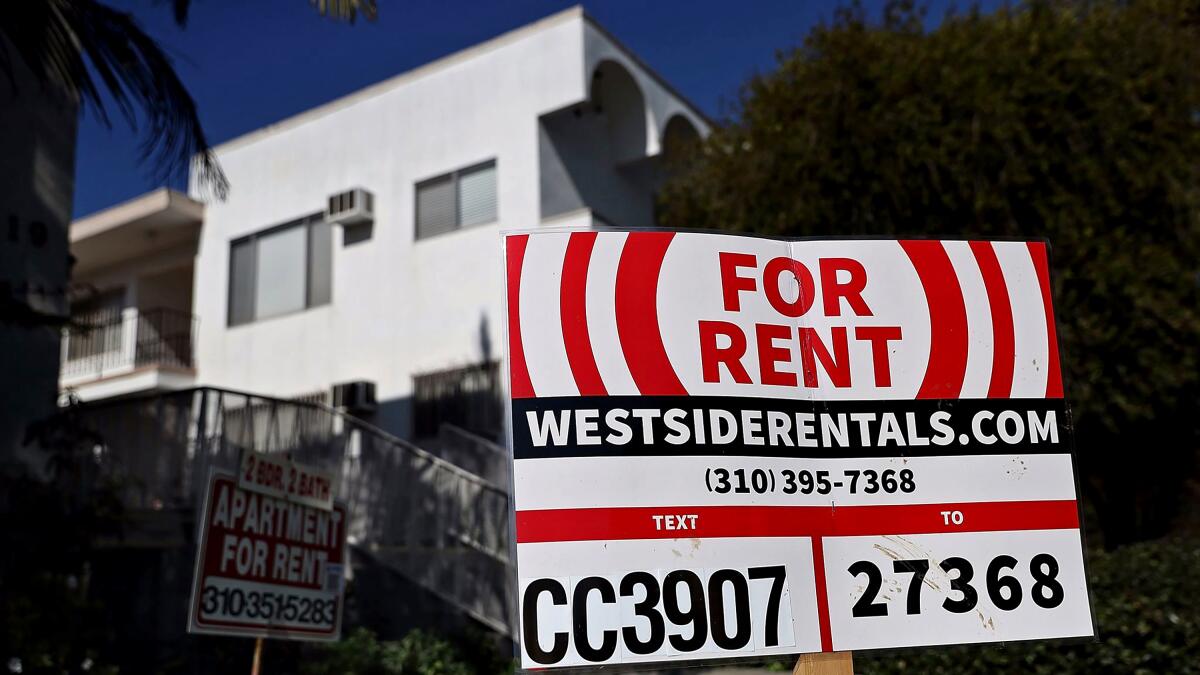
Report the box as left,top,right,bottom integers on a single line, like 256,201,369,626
658,0,1200,547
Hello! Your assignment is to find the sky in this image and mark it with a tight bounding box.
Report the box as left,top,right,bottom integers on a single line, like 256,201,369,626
71,0,966,218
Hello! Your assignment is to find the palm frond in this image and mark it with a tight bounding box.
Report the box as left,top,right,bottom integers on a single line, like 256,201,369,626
0,0,228,199
164,0,192,28
311,0,378,24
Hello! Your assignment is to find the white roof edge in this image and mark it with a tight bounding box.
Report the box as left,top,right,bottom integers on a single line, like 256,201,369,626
70,188,204,242
208,5,586,157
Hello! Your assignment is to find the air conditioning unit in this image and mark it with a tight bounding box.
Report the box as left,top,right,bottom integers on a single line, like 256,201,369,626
332,380,377,414
326,188,374,225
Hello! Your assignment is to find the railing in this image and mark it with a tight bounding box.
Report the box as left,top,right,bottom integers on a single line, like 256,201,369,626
437,423,511,489
71,387,513,635
413,361,504,440
61,307,196,380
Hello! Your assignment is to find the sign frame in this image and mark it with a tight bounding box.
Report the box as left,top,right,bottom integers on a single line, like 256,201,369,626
500,227,1098,671
187,469,348,642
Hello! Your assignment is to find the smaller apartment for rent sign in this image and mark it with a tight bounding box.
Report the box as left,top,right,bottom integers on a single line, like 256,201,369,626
187,469,347,641
502,230,1094,668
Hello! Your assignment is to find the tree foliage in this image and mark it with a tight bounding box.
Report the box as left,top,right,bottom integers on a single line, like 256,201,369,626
0,403,123,675
0,0,379,200
855,536,1200,674
0,0,228,198
658,0,1200,545
301,628,476,675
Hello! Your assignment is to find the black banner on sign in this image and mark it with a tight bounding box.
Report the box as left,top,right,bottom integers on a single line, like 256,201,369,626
511,396,1071,460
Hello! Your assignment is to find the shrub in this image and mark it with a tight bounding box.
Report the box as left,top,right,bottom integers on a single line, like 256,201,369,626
302,628,473,675
855,537,1200,674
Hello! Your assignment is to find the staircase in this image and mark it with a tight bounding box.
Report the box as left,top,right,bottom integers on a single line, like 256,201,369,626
72,386,513,636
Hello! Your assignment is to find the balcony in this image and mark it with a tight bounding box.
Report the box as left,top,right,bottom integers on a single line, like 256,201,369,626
61,307,197,400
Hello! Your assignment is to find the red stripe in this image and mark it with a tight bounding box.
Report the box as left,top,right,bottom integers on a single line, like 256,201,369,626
1028,242,1064,398
506,235,535,399
560,232,607,396
969,242,1016,398
514,500,1079,543
900,241,970,399
811,537,833,652
615,232,687,396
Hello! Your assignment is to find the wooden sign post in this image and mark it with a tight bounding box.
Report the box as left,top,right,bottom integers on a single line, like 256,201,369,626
795,652,854,675
250,637,264,675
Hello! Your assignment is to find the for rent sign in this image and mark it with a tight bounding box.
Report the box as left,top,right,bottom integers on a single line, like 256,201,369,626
187,471,347,640
502,231,1093,668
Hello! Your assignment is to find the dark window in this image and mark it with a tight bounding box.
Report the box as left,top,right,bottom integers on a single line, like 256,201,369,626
415,160,498,240
228,213,331,326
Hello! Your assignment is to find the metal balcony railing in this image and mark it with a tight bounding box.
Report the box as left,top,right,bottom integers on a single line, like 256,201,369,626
413,361,504,440
61,307,196,381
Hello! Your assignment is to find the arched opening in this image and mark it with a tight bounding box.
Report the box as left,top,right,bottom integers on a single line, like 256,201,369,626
652,114,704,226
661,114,701,159
590,60,648,164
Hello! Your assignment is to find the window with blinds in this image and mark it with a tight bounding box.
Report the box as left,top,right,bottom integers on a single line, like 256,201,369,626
228,213,332,326
415,159,498,240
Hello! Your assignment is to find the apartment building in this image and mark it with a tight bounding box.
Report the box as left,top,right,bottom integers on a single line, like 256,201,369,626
54,11,710,660
63,6,708,446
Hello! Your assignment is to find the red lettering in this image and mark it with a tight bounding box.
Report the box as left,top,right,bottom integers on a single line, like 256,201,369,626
699,320,751,383
756,323,797,387
719,252,758,312
254,460,284,490
763,257,816,317
798,327,850,388
855,326,902,387
820,258,872,316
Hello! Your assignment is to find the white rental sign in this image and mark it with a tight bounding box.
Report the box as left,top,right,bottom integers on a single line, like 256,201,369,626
502,230,1094,668
187,468,347,641
239,449,336,511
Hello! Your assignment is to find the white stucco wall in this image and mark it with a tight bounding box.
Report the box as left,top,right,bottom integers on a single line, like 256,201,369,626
187,9,707,438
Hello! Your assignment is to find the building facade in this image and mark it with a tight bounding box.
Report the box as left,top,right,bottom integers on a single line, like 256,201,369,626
54,9,709,656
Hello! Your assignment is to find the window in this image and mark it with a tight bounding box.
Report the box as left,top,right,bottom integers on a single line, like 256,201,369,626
415,160,497,240
228,213,331,326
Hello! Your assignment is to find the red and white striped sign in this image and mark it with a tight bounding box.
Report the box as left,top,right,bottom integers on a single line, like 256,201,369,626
503,230,1093,668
